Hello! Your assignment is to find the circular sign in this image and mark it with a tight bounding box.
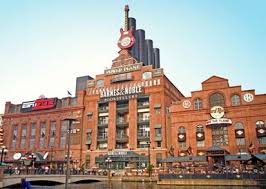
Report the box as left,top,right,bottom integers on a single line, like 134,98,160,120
182,100,191,109
13,153,22,160
243,93,254,102
210,106,224,119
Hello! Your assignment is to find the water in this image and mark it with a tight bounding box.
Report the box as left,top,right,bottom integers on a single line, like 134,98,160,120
32,182,262,189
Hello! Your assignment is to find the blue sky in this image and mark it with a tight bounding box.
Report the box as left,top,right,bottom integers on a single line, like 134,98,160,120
0,0,265,113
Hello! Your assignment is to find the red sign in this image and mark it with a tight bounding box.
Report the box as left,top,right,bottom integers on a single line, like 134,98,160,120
21,98,57,112
32,98,57,111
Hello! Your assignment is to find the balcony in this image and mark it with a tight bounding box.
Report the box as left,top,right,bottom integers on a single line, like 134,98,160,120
98,106,109,113
116,134,129,143
97,135,108,142
98,121,108,127
116,104,129,113
137,102,149,109
137,118,150,124
116,119,129,128
137,133,150,141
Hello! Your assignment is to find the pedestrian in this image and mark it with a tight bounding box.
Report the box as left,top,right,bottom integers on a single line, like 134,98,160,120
21,178,32,189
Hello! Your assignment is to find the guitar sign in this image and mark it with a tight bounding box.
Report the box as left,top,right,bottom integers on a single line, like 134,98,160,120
117,5,135,49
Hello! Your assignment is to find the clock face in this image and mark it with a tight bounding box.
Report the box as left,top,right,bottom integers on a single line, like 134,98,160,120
243,93,254,102
120,36,131,47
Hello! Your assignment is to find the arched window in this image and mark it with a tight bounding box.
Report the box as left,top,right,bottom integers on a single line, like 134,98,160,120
256,121,266,144
194,98,203,110
235,122,245,146
231,94,240,106
178,126,186,133
209,93,225,107
196,125,204,132
256,121,265,129
235,122,244,130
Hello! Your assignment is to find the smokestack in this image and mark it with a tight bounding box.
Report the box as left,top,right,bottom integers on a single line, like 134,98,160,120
137,29,147,65
128,17,139,60
145,39,154,67
153,48,160,68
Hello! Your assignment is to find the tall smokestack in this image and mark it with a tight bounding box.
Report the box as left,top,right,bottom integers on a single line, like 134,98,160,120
137,29,146,65
145,39,154,67
128,17,139,60
153,48,160,68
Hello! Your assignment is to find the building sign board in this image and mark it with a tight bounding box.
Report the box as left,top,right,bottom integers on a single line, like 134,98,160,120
111,73,133,83
100,85,142,101
206,118,232,125
104,63,141,75
21,98,57,112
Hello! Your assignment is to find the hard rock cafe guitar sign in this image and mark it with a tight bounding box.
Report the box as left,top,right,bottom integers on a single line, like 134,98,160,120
117,5,135,49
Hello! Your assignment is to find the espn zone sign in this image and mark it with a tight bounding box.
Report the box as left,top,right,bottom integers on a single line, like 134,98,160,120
21,98,57,112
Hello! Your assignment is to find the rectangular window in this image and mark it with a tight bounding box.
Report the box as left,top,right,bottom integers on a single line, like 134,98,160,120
258,137,266,144
12,126,18,149
40,122,46,148
178,142,187,149
155,128,161,137
236,138,245,146
137,124,150,137
30,123,36,149
156,141,161,148
49,121,56,147
20,125,27,149
60,121,68,148
196,140,205,147
212,125,229,146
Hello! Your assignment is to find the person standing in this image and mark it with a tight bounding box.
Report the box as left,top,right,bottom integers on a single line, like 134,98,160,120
21,178,32,189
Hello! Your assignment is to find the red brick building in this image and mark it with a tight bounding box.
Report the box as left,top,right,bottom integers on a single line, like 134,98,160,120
169,76,266,166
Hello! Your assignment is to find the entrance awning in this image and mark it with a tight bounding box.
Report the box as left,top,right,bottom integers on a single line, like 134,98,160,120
206,146,229,156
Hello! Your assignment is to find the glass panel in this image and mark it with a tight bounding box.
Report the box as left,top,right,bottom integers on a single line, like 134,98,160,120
40,122,46,149
211,125,229,146
20,125,27,149
49,121,56,147
30,123,36,149
210,93,225,107
231,94,240,106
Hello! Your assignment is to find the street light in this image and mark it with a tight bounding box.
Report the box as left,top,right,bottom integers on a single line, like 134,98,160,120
29,153,36,174
105,157,112,180
63,118,77,189
147,141,151,177
0,146,8,165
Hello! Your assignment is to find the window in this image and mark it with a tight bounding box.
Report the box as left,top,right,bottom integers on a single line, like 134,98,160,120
49,121,56,147
96,80,104,87
142,72,152,79
209,93,225,107
231,94,240,106
98,116,108,125
138,124,150,137
20,125,27,149
197,141,205,147
40,122,46,148
156,141,161,148
60,121,68,148
178,126,186,134
12,126,18,149
211,125,229,146
155,128,162,137
235,122,246,146
30,123,36,149
256,121,266,144
196,125,204,132
194,98,203,110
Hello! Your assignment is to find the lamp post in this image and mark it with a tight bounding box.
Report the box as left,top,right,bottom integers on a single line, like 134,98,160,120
63,118,77,189
29,153,36,174
147,141,151,177
0,146,8,165
105,157,112,180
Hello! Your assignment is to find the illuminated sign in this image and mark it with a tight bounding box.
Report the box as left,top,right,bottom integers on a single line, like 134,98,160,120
210,106,224,119
21,98,57,112
104,63,141,75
